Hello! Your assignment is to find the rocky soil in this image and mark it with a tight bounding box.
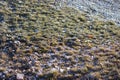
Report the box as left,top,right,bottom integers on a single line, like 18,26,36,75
56,0,120,25
0,0,120,80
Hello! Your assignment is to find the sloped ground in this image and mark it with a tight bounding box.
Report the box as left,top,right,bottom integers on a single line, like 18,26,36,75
0,0,120,80
56,0,120,25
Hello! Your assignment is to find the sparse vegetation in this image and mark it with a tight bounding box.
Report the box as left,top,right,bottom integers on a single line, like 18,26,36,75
0,0,120,80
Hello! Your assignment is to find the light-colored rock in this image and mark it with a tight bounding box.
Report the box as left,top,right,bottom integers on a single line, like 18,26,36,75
16,73,24,80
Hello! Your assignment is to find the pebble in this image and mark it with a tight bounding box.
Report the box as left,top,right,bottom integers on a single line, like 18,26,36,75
16,73,24,80
51,68,58,72
59,68,64,73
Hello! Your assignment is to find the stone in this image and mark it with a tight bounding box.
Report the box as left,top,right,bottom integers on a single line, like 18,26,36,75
16,73,24,80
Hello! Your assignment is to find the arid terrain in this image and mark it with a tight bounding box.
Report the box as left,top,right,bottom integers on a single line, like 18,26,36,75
56,0,120,25
0,0,120,80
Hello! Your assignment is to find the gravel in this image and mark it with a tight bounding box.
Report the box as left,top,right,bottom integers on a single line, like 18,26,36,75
56,0,120,25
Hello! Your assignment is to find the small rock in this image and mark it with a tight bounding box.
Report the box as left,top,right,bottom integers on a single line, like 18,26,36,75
16,73,24,80
59,68,64,73
51,68,58,72
67,67,71,71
